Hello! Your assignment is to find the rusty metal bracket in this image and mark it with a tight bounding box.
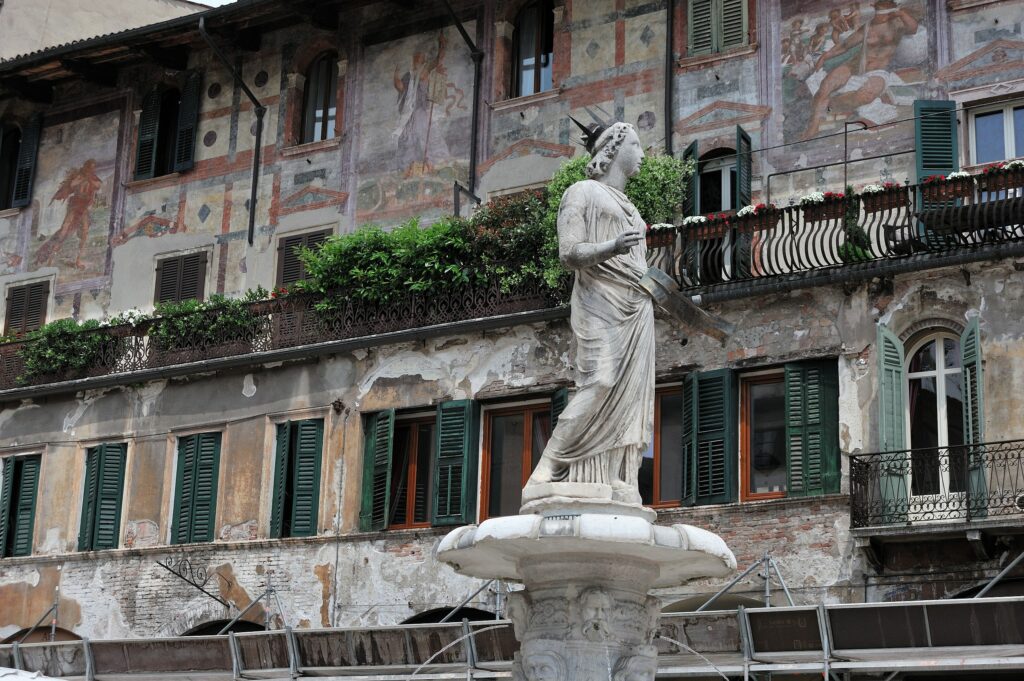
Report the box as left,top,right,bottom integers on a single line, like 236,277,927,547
155,556,229,607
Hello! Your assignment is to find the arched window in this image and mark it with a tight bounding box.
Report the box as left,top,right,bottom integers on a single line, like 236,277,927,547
698,147,737,213
0,125,21,211
135,70,203,181
512,0,554,98
301,52,339,143
155,88,182,178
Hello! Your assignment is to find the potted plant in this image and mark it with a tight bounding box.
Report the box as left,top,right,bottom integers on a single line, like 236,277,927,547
16,318,112,384
840,189,873,263
978,159,1024,192
920,171,974,201
149,289,267,367
735,202,780,230
683,212,732,239
646,223,677,249
860,182,909,213
800,191,846,222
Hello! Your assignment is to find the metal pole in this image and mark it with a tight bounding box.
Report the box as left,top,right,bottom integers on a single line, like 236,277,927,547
50,584,58,642
697,559,765,611
18,603,56,643
218,592,267,635
440,0,483,197
664,0,675,157
974,548,1024,598
440,579,495,623
769,555,795,606
266,571,274,630
762,553,771,607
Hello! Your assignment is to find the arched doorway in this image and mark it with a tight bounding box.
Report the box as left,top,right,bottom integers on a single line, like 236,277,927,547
402,607,497,624
2,626,81,644
662,594,765,613
183,619,267,636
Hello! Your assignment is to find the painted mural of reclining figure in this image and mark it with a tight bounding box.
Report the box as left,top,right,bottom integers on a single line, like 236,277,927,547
524,122,655,506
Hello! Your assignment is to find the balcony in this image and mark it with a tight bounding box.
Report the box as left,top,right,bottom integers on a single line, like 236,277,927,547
648,171,1024,300
0,279,569,398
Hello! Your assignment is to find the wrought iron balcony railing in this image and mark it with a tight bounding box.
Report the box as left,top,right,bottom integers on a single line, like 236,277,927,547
647,170,1024,289
0,279,568,394
849,439,1024,529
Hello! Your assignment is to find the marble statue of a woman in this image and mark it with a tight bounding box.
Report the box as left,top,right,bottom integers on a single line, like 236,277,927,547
524,122,660,507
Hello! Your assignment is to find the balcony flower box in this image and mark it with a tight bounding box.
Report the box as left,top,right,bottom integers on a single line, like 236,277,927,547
735,203,780,231
683,213,732,240
979,162,1024,193
860,183,909,214
645,225,677,249
921,173,973,202
799,191,845,222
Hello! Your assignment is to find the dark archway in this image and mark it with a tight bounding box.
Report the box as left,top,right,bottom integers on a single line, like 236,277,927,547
183,619,267,636
402,607,497,624
662,594,765,613
3,626,81,644
952,577,1024,599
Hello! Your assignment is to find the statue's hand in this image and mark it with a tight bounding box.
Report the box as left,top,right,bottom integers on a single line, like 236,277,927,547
612,230,644,255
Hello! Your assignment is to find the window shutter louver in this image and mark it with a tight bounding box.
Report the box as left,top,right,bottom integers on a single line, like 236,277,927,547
190,433,220,542
178,252,207,302
877,325,908,523
681,373,697,505
359,411,393,532
270,422,291,538
78,447,101,550
11,114,42,209
11,455,40,557
688,0,714,55
961,318,987,519
914,100,959,183
289,419,323,537
785,360,840,497
154,257,180,304
277,235,307,286
0,458,13,557
719,0,746,49
134,90,163,181
93,443,126,550
694,369,737,505
735,125,752,209
172,435,197,544
683,140,699,216
173,71,203,173
4,285,27,336
432,400,479,526
550,388,569,429
23,281,49,333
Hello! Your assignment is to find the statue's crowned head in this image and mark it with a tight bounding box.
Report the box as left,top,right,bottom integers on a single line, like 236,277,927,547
584,122,643,180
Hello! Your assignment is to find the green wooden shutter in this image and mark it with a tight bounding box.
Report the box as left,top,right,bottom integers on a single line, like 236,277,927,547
359,411,393,532
173,70,203,173
11,455,40,557
11,114,42,209
94,444,126,550
78,447,101,550
735,125,752,209
785,361,840,497
719,0,747,50
683,140,699,216
961,318,987,519
134,89,163,181
172,435,197,543
0,458,13,557
270,422,291,538
688,0,714,55
432,400,479,526
551,388,569,429
190,433,221,542
289,419,323,537
688,369,737,505
877,325,908,523
681,373,697,505
914,100,959,184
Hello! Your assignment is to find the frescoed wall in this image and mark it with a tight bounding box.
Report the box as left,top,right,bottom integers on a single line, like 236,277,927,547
355,25,474,226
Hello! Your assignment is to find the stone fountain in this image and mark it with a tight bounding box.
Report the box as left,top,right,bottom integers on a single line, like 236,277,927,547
437,121,736,681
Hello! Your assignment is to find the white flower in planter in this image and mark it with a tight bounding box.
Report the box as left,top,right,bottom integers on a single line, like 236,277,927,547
681,215,707,226
799,191,826,206
1004,159,1024,170
736,205,757,217
946,171,973,180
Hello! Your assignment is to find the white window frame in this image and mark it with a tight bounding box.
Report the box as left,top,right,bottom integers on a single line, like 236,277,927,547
968,98,1024,166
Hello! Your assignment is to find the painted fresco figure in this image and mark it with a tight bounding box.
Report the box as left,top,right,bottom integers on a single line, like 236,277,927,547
36,159,102,268
524,122,656,506
392,30,451,176
802,0,919,140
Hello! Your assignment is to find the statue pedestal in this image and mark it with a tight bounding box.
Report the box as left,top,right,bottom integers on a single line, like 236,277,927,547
437,508,735,681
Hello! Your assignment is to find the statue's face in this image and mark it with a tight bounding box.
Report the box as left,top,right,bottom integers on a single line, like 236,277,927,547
615,128,644,178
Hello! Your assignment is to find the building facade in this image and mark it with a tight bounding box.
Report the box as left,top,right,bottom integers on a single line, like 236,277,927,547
0,0,1023,646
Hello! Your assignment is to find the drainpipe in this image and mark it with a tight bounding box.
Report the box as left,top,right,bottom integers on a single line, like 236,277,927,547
198,16,266,246
664,0,675,156
441,0,483,198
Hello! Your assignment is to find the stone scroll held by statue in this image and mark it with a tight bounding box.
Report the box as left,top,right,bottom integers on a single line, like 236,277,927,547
522,120,733,511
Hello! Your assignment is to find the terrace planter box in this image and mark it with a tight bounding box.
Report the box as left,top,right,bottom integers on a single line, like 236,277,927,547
148,339,254,368
979,169,1024,193
645,229,677,249
921,178,973,202
686,219,732,241
802,200,845,222
735,210,780,231
862,190,910,214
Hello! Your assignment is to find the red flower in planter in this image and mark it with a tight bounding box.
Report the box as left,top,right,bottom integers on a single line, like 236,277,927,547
982,162,1008,175
821,191,845,201
921,174,947,184
270,286,289,299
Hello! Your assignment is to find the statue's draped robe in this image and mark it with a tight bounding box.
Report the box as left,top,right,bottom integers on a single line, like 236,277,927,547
540,179,655,483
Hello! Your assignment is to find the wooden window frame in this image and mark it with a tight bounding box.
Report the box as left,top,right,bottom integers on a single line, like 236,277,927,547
511,0,555,99
301,53,339,144
154,251,208,305
648,385,683,508
4,279,50,337
480,401,550,521
276,228,332,287
968,98,1024,166
0,125,21,211
387,415,436,531
740,371,787,502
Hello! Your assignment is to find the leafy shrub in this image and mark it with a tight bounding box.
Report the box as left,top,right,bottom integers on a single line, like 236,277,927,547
151,288,267,351
19,318,107,382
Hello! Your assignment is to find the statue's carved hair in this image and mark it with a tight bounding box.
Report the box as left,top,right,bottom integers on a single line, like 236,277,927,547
585,122,636,179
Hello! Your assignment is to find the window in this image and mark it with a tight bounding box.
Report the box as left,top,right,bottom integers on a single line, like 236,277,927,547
482,401,553,519
361,401,478,531
277,229,331,286
4,280,49,336
682,361,840,506
512,0,554,98
914,99,959,187
301,53,338,144
0,455,41,558
688,0,747,56
78,443,126,551
970,100,1024,165
134,71,202,181
171,432,221,544
0,115,41,210
154,252,208,304
271,419,324,538
639,387,684,506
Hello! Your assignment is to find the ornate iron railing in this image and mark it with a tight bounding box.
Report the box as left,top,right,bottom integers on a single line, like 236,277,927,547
849,439,1024,528
647,170,1024,288
0,279,569,392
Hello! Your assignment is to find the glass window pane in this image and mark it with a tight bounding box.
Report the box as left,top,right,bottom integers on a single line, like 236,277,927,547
945,375,964,448
943,338,961,369
530,411,551,472
390,424,412,526
1014,106,1024,157
516,6,538,97
414,423,435,523
658,392,683,504
748,381,786,495
700,168,723,213
974,110,1006,164
909,340,936,373
909,376,939,495
489,413,525,518
639,441,654,505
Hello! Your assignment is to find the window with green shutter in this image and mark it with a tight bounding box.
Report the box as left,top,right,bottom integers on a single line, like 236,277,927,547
688,0,748,56
171,432,221,544
134,72,202,181
271,419,324,538
1,454,41,558
154,252,208,304
4,280,49,336
683,369,738,505
78,443,127,551
914,99,960,248
277,229,331,286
